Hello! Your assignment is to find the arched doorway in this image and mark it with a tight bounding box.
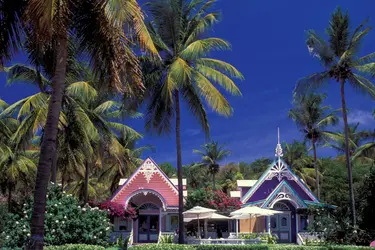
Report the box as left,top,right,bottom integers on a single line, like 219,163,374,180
126,190,165,243
270,200,296,243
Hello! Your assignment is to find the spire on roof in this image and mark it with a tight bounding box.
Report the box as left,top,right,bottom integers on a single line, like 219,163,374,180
275,127,283,158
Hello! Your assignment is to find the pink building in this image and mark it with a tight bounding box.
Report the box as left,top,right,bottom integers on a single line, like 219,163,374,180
110,157,186,243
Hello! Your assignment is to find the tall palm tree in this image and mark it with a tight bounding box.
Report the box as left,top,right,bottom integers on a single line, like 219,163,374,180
193,141,231,190
143,0,243,243
19,1,158,248
288,93,339,199
293,7,375,225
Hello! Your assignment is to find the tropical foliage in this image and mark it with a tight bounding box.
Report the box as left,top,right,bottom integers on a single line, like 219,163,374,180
2,0,375,247
1,184,111,248
294,7,375,226
143,0,243,242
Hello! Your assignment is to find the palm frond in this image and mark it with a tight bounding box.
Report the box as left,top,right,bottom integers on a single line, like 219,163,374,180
193,70,232,117
196,58,244,79
305,30,335,66
66,81,98,104
180,38,231,61
4,64,50,91
348,73,375,99
294,71,330,96
180,84,209,136
195,64,242,96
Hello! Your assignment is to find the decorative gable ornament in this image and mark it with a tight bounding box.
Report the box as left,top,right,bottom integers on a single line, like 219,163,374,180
261,181,307,209
266,159,296,182
139,159,158,183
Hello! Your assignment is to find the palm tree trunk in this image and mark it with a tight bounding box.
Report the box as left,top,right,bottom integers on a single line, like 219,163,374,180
340,78,356,226
84,162,89,204
61,175,65,192
27,34,68,250
51,145,57,183
212,173,215,190
312,139,320,199
174,90,184,244
7,182,12,212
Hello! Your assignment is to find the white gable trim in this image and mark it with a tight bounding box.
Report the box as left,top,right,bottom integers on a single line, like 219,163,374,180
241,158,319,204
111,157,179,202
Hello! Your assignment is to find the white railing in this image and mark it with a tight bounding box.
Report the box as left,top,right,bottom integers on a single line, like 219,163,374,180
297,232,324,245
186,238,263,245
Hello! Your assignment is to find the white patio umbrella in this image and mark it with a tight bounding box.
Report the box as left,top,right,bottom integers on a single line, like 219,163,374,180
183,206,216,238
183,212,230,222
230,206,283,234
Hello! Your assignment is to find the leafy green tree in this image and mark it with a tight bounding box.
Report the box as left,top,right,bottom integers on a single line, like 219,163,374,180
218,163,244,194
283,141,320,190
143,0,243,242
294,7,375,225
239,158,272,179
193,141,231,190
182,163,208,190
289,93,339,198
357,167,375,238
159,162,177,178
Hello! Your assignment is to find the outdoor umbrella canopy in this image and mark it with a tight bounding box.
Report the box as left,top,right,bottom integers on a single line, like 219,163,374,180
230,206,284,234
183,212,230,223
230,206,283,216
183,206,216,238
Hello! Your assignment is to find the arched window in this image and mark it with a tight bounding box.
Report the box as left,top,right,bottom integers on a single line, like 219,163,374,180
139,203,159,210
273,202,289,211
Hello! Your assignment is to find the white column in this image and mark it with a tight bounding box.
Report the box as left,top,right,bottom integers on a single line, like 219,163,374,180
159,208,162,234
267,216,271,234
236,219,239,237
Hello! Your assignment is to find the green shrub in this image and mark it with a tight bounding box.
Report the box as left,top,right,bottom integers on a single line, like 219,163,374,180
194,245,269,250
0,184,112,248
131,244,195,250
44,244,105,250
159,234,175,243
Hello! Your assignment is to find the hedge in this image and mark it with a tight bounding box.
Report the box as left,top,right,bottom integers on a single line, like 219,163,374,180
131,244,195,250
131,244,374,250
44,244,105,250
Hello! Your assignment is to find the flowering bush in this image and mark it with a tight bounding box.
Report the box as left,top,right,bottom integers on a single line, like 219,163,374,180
90,200,138,220
186,188,241,213
0,184,112,248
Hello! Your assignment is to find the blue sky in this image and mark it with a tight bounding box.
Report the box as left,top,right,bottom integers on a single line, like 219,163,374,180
1,0,375,166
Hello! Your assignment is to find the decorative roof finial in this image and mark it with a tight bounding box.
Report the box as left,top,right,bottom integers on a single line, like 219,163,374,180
275,127,283,158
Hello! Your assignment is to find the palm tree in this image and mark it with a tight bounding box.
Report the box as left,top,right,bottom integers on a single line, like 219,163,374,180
328,122,372,157
143,0,243,243
101,133,151,193
193,141,231,190
19,1,158,248
288,93,339,199
2,65,143,204
293,7,375,225
283,141,320,190
0,101,38,212
182,163,208,189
